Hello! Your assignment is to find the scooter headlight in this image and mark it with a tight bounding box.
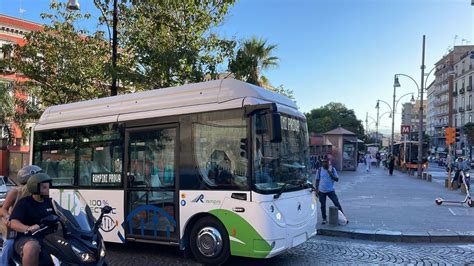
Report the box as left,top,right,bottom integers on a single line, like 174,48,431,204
100,239,106,258
72,245,96,263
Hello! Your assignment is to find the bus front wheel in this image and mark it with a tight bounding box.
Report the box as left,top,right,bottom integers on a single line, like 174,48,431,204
189,216,230,265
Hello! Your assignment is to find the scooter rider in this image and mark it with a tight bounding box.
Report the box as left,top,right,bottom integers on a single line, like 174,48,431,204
9,173,55,266
0,165,42,265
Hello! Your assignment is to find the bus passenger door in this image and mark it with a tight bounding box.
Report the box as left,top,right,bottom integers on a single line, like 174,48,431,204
125,125,179,242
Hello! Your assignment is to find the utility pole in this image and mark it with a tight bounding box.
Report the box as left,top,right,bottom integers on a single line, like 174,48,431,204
417,35,425,177
447,51,455,187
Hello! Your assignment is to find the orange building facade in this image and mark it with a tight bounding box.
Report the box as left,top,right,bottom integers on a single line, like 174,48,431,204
0,14,42,177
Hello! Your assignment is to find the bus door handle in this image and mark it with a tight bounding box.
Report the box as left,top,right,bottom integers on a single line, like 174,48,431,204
232,207,245,213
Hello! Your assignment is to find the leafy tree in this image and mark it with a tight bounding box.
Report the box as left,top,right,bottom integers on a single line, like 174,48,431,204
11,1,112,106
229,36,279,86
120,0,236,89
305,102,365,140
0,80,40,144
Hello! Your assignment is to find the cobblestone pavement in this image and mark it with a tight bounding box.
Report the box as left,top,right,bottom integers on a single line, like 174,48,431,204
105,236,474,265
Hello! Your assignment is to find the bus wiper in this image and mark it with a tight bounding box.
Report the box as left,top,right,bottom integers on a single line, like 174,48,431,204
273,179,304,199
274,183,288,199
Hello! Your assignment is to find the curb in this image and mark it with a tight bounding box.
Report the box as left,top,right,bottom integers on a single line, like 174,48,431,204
317,227,474,243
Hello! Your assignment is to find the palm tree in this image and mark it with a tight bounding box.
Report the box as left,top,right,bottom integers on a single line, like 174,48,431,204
229,37,279,86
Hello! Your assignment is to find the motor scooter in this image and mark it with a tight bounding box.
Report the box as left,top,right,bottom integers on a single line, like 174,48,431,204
10,191,112,265
435,168,474,207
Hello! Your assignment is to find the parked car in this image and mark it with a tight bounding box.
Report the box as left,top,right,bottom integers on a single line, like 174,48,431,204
0,176,17,207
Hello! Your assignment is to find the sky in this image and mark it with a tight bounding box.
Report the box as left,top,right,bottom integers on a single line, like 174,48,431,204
0,0,473,135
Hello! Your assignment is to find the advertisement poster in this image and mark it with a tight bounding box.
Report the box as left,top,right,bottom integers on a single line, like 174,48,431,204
50,189,125,243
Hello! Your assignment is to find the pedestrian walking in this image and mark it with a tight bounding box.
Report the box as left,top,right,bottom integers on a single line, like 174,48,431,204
365,153,372,172
376,152,381,168
313,157,346,225
388,155,395,175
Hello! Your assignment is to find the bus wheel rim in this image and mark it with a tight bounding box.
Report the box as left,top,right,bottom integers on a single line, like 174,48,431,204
196,226,223,257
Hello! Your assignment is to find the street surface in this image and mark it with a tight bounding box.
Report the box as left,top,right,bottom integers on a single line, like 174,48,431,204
106,235,474,265
106,164,474,265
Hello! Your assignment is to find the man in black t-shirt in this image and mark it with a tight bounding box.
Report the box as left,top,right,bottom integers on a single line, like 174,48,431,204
10,173,54,266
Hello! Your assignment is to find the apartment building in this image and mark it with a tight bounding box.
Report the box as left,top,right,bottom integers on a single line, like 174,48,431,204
0,14,42,177
428,45,474,153
453,49,474,153
401,100,427,140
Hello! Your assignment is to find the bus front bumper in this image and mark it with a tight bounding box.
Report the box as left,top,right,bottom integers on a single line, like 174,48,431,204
263,221,317,258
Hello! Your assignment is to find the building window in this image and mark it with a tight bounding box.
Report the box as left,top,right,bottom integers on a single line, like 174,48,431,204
470,115,472,123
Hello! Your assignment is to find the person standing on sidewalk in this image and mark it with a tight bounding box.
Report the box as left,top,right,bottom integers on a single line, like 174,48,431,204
365,153,372,172
313,157,345,224
388,154,395,175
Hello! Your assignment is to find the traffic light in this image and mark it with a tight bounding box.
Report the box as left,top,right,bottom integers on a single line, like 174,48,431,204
445,127,455,145
455,128,461,143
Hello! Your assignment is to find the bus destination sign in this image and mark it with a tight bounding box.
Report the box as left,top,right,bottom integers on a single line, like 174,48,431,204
91,173,122,185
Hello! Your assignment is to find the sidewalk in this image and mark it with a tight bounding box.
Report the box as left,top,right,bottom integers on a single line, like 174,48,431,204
316,163,474,243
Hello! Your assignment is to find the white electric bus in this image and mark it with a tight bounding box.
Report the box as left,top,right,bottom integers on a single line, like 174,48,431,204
31,79,316,264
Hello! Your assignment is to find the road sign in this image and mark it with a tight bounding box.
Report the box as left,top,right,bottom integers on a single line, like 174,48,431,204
401,125,411,135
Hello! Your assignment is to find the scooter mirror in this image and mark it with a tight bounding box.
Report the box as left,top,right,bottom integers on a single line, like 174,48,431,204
101,206,113,214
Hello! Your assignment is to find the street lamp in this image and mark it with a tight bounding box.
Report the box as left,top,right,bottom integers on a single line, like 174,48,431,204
67,0,118,96
378,92,415,155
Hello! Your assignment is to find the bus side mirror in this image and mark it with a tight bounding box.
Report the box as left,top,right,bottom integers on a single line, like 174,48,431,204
267,112,282,143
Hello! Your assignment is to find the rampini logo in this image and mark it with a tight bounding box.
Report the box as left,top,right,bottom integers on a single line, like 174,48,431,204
192,194,205,203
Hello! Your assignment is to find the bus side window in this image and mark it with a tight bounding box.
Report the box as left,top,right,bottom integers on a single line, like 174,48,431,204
192,112,249,191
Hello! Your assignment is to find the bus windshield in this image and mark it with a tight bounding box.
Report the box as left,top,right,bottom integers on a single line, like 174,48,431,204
253,113,310,194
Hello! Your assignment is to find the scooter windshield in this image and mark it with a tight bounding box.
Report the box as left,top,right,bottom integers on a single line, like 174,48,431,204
52,191,95,232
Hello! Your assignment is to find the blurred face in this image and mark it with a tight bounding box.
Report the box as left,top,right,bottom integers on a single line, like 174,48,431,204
39,182,50,196
322,160,329,169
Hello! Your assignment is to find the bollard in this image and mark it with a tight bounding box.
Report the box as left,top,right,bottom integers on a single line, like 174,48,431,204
445,179,448,188
428,174,432,182
329,206,338,225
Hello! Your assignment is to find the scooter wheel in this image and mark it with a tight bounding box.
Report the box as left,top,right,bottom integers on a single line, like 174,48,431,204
468,199,474,208
435,198,443,205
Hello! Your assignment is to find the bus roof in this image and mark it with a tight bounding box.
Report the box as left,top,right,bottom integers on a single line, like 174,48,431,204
35,79,302,131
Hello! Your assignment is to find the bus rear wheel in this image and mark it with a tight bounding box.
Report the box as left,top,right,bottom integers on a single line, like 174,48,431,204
189,216,230,265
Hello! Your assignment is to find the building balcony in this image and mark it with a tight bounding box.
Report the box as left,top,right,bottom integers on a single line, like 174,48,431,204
467,85,472,92
460,87,465,94
453,90,458,97
434,99,449,107
432,121,448,127
434,111,449,117
459,107,465,112
467,105,472,111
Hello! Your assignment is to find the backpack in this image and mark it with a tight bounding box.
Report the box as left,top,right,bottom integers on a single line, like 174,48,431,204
318,166,336,180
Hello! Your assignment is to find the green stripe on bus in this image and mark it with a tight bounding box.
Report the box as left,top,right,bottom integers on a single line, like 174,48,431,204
209,209,272,258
